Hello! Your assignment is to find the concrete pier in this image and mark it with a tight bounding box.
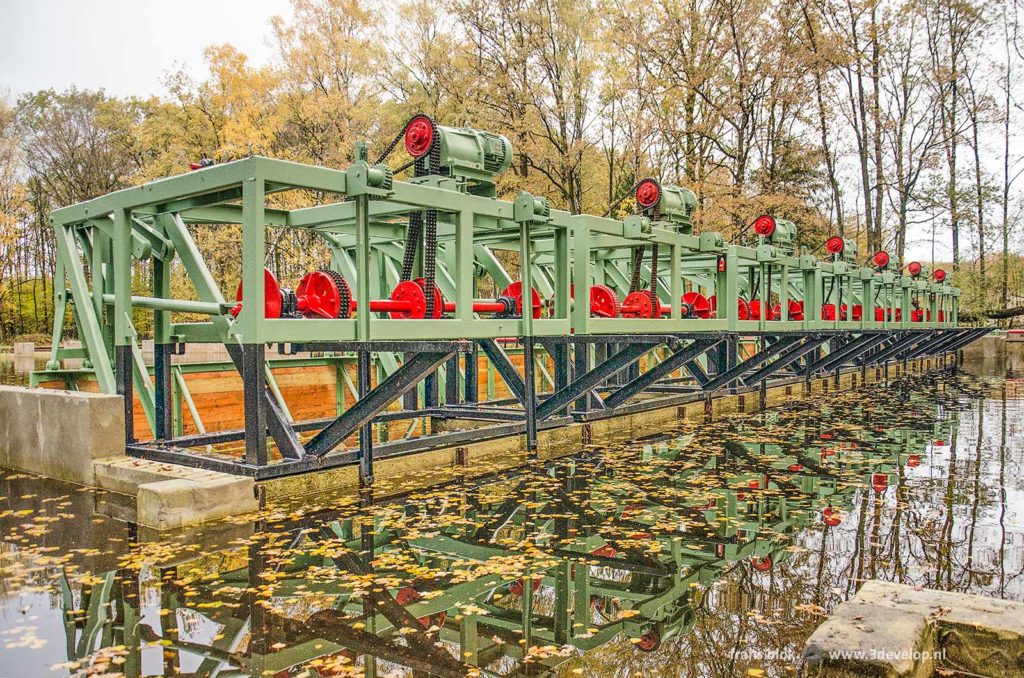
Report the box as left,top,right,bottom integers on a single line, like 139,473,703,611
0,385,257,530
804,580,1024,677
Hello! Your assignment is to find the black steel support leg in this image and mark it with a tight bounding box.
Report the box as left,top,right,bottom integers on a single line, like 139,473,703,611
115,345,134,444
573,342,592,412
464,342,478,404
523,338,538,452
804,333,890,377
536,342,655,420
226,344,304,461
242,344,268,466
477,339,527,404
357,350,374,486
741,336,830,386
700,336,800,392
445,354,460,405
153,343,173,440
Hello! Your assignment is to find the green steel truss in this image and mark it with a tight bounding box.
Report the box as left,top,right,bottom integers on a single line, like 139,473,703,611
35,133,974,477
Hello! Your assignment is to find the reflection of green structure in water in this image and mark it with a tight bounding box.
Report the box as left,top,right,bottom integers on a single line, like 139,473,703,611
58,413,952,677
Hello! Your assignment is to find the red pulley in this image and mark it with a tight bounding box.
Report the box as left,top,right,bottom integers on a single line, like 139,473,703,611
231,268,283,319
404,115,434,158
635,178,661,208
589,284,619,318
871,473,888,493
873,251,890,269
395,586,422,606
509,577,542,596
938,310,945,322
748,299,765,320
788,300,805,320
911,309,923,323
851,304,863,321
501,282,542,319
822,303,837,321
894,308,902,321
825,236,845,255
295,271,342,319
753,214,776,237
682,291,712,319
737,298,750,320
839,304,849,321
636,629,661,652
907,454,921,467
907,261,922,277
751,555,773,572
822,507,842,527
875,307,885,322
933,268,947,282
621,290,661,319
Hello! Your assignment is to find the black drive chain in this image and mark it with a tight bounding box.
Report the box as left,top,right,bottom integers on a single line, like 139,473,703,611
320,268,352,319
629,246,646,293
422,125,445,318
648,242,659,306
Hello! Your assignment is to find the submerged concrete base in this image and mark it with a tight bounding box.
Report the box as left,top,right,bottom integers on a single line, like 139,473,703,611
804,580,1024,677
95,457,258,530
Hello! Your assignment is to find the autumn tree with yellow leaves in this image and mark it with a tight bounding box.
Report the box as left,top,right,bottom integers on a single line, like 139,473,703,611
1,0,1023,341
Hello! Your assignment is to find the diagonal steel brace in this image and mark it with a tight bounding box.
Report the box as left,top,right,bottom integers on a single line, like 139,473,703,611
603,339,721,409
537,341,658,420
700,336,802,392
803,333,891,377
305,350,456,457
742,335,831,386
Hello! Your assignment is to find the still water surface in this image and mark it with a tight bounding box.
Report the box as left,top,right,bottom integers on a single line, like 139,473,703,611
0,369,1020,677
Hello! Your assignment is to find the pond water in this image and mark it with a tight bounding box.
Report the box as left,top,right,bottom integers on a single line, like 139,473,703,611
0,368,1020,677
0,354,45,387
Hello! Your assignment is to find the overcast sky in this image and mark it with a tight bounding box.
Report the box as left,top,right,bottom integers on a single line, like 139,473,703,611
0,0,287,99
0,0,978,263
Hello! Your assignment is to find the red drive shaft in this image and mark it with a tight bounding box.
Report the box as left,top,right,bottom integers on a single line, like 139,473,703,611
442,301,510,314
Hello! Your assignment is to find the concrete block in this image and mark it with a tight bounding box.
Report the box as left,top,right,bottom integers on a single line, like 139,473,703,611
94,457,240,496
805,597,935,677
854,580,1024,676
12,342,35,357
805,580,1024,678
0,385,125,485
137,475,257,530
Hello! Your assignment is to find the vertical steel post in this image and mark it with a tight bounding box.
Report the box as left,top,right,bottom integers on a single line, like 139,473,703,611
113,208,134,443
153,257,172,439
520,219,537,451
358,349,374,486
242,344,268,466
241,178,267,465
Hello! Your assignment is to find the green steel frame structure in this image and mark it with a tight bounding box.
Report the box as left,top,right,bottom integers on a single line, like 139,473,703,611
34,117,987,481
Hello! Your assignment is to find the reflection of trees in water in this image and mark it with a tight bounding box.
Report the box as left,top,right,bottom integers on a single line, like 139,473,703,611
19,373,1024,677
563,375,1024,676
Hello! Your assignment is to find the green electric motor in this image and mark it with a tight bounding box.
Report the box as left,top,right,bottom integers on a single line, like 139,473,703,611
752,215,797,251
634,179,698,233
404,115,512,195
